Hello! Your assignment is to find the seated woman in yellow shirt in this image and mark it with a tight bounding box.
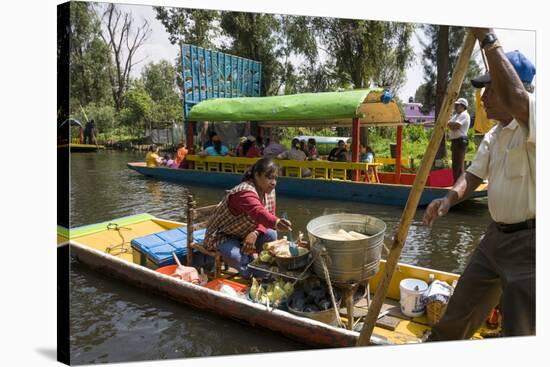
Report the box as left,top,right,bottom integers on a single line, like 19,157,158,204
145,144,162,167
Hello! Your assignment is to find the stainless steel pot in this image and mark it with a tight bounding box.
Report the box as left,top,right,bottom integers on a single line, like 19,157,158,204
306,213,386,284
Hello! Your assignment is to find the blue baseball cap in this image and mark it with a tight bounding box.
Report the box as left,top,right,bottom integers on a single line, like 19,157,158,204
471,50,536,88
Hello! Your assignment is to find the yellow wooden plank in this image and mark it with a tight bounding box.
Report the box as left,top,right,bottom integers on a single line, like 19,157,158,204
72,220,172,264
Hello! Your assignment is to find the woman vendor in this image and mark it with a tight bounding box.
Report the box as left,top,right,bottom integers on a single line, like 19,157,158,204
203,158,292,279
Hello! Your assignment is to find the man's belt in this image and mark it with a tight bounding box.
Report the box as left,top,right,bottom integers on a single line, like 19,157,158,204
495,219,536,233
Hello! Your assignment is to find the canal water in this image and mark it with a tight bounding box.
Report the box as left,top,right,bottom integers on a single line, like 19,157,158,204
69,150,491,364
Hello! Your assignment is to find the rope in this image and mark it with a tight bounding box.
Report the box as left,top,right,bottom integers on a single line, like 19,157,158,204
319,249,344,328
105,223,132,256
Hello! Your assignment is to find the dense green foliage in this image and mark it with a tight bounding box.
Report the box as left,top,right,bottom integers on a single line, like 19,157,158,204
66,2,475,165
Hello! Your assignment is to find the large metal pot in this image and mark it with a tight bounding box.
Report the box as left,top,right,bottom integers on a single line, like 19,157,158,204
306,213,386,284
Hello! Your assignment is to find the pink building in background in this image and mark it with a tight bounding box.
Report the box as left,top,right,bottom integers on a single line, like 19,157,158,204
403,100,435,124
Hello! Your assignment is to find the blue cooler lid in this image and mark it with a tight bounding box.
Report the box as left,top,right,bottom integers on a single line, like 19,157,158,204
131,227,207,267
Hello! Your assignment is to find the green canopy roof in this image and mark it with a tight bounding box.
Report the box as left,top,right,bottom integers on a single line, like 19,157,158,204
188,89,402,126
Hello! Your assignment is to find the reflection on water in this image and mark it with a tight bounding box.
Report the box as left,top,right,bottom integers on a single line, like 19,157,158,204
69,151,490,364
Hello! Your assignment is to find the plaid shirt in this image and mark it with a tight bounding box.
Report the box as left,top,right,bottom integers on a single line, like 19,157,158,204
203,181,276,250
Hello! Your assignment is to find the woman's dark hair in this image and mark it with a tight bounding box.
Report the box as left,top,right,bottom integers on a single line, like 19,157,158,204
149,144,157,152
242,139,253,156
308,138,316,146
291,138,300,148
213,140,222,154
242,158,279,182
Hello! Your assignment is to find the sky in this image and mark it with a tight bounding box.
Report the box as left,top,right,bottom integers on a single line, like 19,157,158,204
99,3,536,102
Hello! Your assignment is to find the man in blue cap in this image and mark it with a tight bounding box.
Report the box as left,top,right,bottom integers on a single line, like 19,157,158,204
423,27,536,340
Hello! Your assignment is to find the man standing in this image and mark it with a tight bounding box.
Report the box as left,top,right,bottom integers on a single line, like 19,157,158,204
423,28,536,340
448,98,471,182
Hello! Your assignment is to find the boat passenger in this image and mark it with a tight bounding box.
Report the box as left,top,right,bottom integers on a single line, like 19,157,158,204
360,145,375,163
145,144,162,167
327,140,348,162
174,143,188,169
199,135,232,157
162,153,177,168
203,131,218,149
243,136,262,158
256,136,266,155
299,139,307,155
306,138,319,160
423,28,536,340
277,138,312,177
263,135,287,159
236,136,247,157
203,158,292,279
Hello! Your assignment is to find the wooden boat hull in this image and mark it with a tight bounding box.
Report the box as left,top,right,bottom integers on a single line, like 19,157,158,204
63,213,499,349
127,162,487,207
68,240,362,347
58,143,104,152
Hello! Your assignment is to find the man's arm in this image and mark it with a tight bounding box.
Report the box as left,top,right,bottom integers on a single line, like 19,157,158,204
472,28,530,126
423,172,483,226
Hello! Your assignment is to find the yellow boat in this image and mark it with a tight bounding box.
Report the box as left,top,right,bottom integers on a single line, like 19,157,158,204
58,213,499,348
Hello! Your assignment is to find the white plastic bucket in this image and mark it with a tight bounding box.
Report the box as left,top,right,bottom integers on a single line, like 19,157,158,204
399,278,428,317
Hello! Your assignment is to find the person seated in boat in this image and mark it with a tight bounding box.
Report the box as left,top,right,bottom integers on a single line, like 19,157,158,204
299,139,307,155
306,138,319,160
277,138,312,177
243,136,262,158
145,144,162,167
256,136,266,155
203,158,293,279
327,140,348,162
203,131,218,149
199,134,233,157
235,136,247,156
162,153,177,168
263,135,287,159
174,143,188,169
360,144,375,163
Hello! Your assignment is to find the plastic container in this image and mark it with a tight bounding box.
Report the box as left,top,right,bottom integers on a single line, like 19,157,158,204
156,264,200,283
205,278,248,294
399,278,428,317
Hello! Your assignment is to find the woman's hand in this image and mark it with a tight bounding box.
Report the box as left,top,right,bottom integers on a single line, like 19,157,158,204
276,218,292,232
241,231,259,255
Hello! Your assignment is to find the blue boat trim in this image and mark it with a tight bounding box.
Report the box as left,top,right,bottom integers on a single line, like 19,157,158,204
127,164,486,207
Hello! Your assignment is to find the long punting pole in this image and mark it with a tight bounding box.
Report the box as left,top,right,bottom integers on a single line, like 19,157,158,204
395,125,403,184
351,117,360,181
356,31,476,346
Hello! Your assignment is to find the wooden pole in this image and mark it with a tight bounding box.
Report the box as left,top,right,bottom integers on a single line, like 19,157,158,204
395,125,403,184
351,117,360,181
356,31,476,346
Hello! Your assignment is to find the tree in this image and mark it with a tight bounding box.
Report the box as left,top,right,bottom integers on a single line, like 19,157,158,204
154,7,219,47
141,60,179,103
419,25,480,159
99,3,151,111
119,88,153,136
69,2,112,112
312,19,414,92
141,60,181,124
